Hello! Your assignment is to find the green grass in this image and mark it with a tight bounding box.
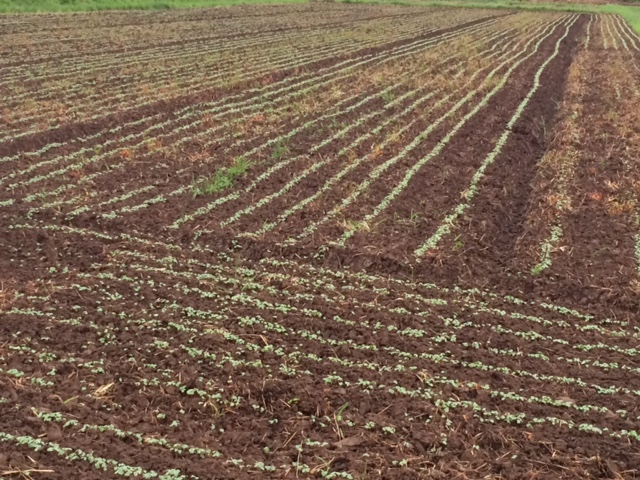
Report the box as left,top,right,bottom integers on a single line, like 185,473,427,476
340,0,640,33
602,4,640,32
270,141,290,162
0,0,305,13
192,157,251,197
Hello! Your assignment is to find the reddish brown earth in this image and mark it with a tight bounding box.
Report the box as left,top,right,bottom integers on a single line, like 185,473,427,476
1,8,640,480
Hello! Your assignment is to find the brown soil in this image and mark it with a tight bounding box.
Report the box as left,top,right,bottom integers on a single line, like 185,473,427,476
2,8,640,480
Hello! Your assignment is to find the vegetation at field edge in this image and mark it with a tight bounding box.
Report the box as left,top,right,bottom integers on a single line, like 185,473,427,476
2,0,639,38
342,0,640,33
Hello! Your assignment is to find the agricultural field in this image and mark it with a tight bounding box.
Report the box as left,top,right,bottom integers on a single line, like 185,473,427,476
2,4,640,479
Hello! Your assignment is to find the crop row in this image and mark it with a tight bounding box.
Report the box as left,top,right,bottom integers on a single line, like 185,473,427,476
0,4,436,61
525,13,640,280
2,233,639,477
168,15,574,247
1,11,503,158
5,224,638,407
9,220,628,330
2,14,438,101
244,17,558,239
214,20,546,235
413,15,576,257
1,10,495,142
599,14,640,51
0,3,370,35
3,34,381,139
0,4,433,71
51,14,557,232
1,12,499,162
1,17,451,137
1,15,522,217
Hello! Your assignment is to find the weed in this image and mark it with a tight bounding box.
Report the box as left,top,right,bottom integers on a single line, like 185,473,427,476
192,157,251,196
341,219,369,233
381,90,395,104
271,141,289,161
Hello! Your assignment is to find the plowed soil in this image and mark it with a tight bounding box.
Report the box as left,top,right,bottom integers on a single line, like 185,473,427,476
1,7,640,480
